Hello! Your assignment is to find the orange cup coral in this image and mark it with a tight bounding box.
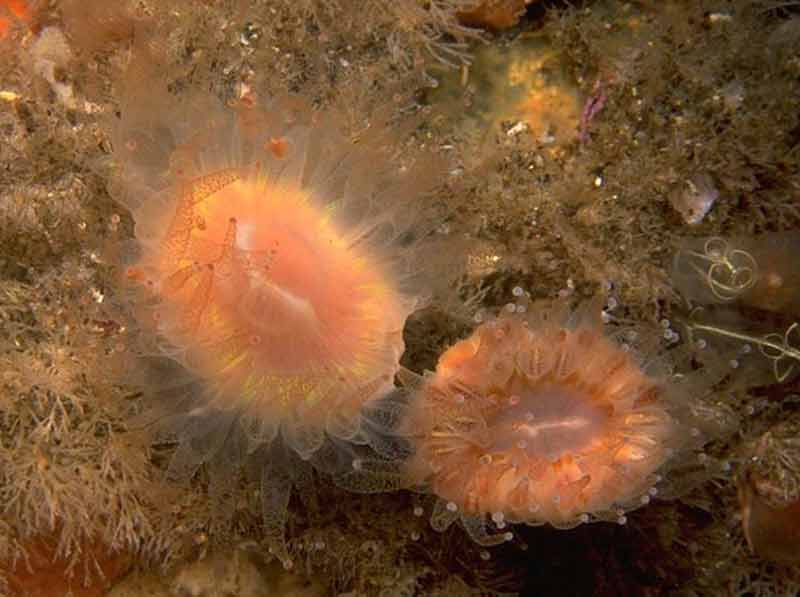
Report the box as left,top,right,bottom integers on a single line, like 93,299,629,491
111,59,447,566
125,150,412,453
396,299,693,544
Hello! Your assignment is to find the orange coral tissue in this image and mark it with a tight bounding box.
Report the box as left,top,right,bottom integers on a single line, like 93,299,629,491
397,299,693,544
111,62,443,566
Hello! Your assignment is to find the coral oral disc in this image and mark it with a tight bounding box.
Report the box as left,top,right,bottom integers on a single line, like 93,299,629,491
403,304,684,531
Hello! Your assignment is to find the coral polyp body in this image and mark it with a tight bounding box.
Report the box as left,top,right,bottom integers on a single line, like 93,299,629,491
403,302,685,539
113,73,441,564
131,172,406,440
